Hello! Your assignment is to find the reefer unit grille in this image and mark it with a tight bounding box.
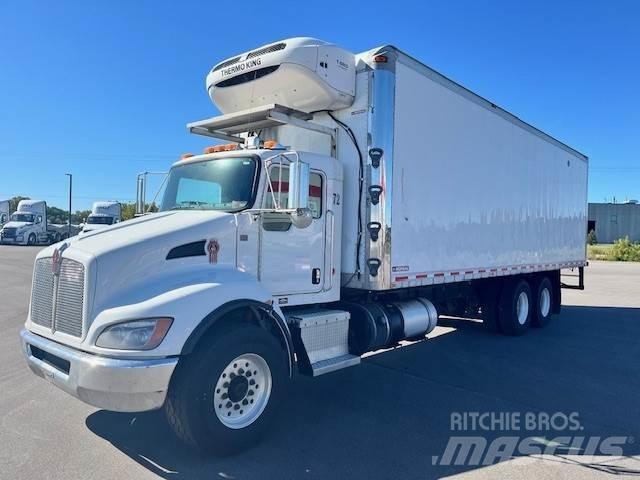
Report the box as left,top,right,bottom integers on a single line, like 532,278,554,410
30,257,85,338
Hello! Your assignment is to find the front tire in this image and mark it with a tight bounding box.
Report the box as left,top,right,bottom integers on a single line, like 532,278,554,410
164,324,289,455
27,233,36,245
498,279,532,336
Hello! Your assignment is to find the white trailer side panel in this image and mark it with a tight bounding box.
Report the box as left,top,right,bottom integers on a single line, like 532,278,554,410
390,59,587,284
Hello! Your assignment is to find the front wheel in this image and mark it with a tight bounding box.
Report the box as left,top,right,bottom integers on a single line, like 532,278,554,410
27,233,36,246
164,324,289,455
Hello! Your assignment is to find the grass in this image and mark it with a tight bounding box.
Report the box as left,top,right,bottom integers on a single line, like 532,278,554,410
588,237,640,262
588,243,614,261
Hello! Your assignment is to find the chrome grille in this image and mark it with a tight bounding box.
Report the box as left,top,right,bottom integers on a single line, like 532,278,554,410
31,258,54,328
2,227,17,238
54,259,85,337
30,257,85,338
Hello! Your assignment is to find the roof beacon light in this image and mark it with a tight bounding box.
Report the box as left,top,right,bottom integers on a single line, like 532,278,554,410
180,153,194,160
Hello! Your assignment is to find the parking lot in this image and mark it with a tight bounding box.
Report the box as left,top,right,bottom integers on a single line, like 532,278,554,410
1,245,639,479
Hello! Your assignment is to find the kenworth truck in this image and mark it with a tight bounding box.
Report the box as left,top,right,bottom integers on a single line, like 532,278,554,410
21,37,588,454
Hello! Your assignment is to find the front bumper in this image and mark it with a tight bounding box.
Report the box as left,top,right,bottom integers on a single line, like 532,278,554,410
20,328,178,412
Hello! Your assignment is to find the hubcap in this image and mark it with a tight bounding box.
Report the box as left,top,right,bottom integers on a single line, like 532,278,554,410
213,353,272,429
540,287,551,318
516,291,529,325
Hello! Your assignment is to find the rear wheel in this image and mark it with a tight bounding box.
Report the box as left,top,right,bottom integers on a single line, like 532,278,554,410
165,324,289,455
532,277,553,328
498,279,532,336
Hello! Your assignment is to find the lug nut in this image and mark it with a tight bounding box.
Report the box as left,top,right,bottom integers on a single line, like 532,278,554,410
238,368,245,374
226,401,232,408
242,399,248,406
248,390,254,396
221,393,228,399
249,379,255,385
234,404,240,410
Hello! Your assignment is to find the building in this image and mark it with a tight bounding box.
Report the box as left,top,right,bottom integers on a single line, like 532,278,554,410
588,202,640,243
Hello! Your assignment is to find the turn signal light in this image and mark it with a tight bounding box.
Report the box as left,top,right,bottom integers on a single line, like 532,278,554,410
264,140,278,149
180,153,194,160
373,54,388,63
204,144,238,154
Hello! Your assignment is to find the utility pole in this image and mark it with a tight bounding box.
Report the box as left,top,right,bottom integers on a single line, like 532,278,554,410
65,173,72,237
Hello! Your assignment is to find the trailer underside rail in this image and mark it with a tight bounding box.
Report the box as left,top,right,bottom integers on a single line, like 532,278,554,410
560,266,585,290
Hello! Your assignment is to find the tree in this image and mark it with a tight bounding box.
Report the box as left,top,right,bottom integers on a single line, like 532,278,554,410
586,229,598,245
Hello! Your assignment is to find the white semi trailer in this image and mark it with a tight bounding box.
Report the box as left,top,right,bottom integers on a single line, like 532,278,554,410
81,201,122,234
21,38,587,454
0,200,9,226
0,200,76,245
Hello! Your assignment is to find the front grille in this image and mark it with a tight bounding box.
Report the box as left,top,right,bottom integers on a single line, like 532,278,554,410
246,42,286,59
31,257,85,338
31,258,54,328
54,259,85,337
2,227,17,238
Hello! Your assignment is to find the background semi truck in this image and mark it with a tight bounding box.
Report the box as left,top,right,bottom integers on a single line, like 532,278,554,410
21,37,588,454
81,201,122,233
0,200,9,226
1,199,78,245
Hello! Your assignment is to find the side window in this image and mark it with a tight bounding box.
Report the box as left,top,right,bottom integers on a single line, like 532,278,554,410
264,165,323,218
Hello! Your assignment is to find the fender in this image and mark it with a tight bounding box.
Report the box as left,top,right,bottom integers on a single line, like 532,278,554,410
181,299,295,377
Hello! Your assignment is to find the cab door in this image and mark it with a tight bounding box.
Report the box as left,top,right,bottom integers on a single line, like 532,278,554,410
259,165,326,296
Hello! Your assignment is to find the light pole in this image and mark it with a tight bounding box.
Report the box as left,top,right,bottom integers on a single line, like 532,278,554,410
65,173,72,237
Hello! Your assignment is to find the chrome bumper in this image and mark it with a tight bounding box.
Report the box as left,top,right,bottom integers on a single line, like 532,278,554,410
20,328,178,412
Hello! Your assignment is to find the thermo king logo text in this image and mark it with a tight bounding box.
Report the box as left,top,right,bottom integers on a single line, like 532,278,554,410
221,58,262,77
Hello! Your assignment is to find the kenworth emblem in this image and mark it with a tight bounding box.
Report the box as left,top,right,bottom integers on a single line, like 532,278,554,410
206,239,220,265
51,242,68,275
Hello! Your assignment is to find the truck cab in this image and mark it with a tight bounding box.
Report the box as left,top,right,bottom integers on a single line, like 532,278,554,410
82,201,122,234
1,200,47,245
0,200,9,227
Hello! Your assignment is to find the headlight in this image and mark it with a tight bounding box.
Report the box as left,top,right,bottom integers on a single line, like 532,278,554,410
96,318,173,350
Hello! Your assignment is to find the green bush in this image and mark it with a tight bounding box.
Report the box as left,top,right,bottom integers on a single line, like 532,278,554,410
610,236,640,262
586,229,598,245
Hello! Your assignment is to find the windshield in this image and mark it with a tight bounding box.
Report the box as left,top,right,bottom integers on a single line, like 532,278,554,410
160,156,259,212
11,213,34,222
87,215,114,225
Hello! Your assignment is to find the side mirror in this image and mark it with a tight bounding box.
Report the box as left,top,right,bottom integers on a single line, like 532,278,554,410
287,161,312,229
36,216,42,224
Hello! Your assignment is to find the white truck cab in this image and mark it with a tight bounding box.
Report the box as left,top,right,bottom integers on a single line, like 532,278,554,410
1,200,47,245
21,37,587,454
82,201,122,234
0,200,9,227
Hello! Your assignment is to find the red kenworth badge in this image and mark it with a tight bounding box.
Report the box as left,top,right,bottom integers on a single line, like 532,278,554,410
51,242,68,275
207,239,220,264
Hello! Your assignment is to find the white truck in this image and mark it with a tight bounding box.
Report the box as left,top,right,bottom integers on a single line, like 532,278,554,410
20,37,588,454
0,200,75,245
0,200,9,227
81,201,122,234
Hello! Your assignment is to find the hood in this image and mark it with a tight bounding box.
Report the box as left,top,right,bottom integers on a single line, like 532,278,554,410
3,221,32,229
40,210,239,320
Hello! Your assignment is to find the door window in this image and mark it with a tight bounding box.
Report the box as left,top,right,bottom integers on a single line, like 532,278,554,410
264,165,323,218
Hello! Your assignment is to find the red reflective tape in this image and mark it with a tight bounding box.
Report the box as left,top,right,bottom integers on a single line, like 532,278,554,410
395,276,409,281
416,274,428,279
434,273,445,277
478,269,486,273
450,271,460,275
464,270,474,274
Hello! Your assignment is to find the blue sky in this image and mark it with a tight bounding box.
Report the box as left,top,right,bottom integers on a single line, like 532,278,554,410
1,0,638,211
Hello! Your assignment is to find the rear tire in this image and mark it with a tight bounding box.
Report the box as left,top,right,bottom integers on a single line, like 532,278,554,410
532,277,553,328
164,324,289,455
498,279,532,336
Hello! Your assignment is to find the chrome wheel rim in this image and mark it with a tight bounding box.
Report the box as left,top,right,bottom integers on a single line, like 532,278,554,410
213,353,272,429
516,291,529,325
540,287,551,318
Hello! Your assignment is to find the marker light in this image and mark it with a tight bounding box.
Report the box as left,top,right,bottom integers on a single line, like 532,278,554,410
264,140,278,149
181,153,194,160
373,55,388,63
